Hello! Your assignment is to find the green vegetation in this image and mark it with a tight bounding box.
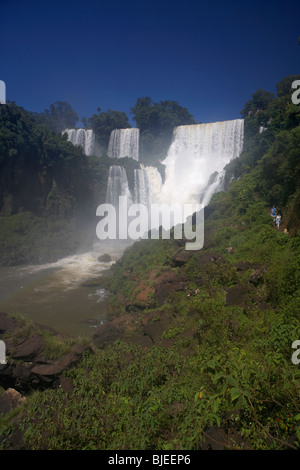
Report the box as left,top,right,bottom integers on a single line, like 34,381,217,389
130,97,196,165
1,191,299,449
0,102,87,217
225,75,300,233
0,103,142,265
84,108,132,155
0,212,85,265
37,101,79,134
0,76,300,450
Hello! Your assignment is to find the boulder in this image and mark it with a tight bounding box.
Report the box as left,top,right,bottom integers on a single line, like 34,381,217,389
0,388,26,415
0,312,92,393
236,261,253,272
154,270,188,305
10,334,45,361
31,345,88,378
249,269,264,286
171,251,193,267
226,285,250,309
98,253,112,262
0,312,20,335
197,252,225,266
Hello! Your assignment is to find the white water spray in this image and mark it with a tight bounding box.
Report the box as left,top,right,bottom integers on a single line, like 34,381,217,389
63,128,95,156
160,119,244,207
108,128,139,161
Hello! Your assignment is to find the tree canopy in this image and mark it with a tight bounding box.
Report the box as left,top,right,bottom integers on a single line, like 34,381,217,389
38,101,79,133
0,102,86,216
85,108,131,152
240,89,275,118
131,97,196,164
131,97,195,133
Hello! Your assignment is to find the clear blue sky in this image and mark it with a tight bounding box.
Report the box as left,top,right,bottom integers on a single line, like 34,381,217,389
1,0,299,125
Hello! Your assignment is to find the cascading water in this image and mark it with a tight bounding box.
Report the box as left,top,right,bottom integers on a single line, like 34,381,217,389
106,165,132,206
133,166,162,208
199,169,226,207
160,119,244,207
108,128,139,161
63,128,95,156
104,119,244,235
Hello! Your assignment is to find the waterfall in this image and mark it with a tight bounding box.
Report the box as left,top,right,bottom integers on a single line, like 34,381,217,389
106,165,132,206
63,128,95,156
133,166,162,208
108,128,139,161
101,119,244,240
160,119,244,207
199,170,226,206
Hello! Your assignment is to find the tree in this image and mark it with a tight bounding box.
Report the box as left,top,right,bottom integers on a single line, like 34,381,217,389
130,97,195,163
131,97,195,134
39,101,79,133
86,108,131,151
276,75,300,98
0,102,86,216
241,89,275,117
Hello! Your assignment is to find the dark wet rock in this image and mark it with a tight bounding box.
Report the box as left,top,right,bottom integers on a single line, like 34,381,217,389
249,269,264,286
59,376,74,394
154,270,188,305
0,312,92,393
0,312,20,335
197,252,225,266
80,278,103,287
171,251,193,267
93,309,178,350
236,261,254,271
10,334,45,361
31,345,88,377
93,312,145,349
0,388,26,415
204,203,218,219
200,420,247,450
93,322,124,349
140,310,174,345
225,285,250,309
98,253,112,262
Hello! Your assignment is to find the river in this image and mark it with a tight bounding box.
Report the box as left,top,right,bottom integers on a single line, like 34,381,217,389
0,240,131,338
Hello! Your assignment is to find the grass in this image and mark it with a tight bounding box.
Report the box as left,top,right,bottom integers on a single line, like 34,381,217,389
1,194,300,450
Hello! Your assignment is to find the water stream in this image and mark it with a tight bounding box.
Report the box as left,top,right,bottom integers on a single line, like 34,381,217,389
0,241,131,338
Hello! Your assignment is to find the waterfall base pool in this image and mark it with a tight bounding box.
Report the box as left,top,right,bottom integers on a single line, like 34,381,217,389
0,241,131,339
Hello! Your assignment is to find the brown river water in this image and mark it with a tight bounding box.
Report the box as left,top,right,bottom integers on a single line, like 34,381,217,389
0,240,130,339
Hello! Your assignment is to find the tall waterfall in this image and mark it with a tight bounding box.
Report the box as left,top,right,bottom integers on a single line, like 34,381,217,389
106,165,132,207
63,129,95,156
103,119,244,238
108,128,139,161
133,166,162,208
160,119,244,207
